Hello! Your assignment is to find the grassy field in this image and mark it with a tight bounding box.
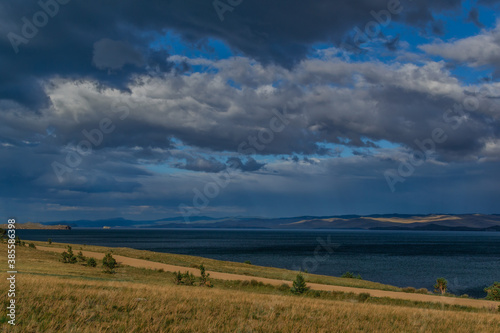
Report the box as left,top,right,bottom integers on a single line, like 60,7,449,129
23,240,405,291
1,242,499,332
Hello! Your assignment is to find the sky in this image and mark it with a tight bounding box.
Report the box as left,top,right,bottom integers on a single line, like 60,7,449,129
1,0,500,222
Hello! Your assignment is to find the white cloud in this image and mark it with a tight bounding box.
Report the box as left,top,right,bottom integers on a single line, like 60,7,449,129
419,22,500,69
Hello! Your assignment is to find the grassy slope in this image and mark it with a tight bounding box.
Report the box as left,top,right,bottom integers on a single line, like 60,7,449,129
1,243,499,332
27,240,402,291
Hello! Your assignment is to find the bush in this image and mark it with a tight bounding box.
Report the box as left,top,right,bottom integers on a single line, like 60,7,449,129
484,282,500,301
183,271,196,285
173,271,196,285
61,246,77,264
174,271,183,285
47,239,52,245
434,278,448,294
460,294,469,298
244,260,252,265
358,293,371,302
76,251,86,262
199,264,212,287
291,273,309,295
402,287,416,293
277,283,290,292
28,243,36,249
341,271,362,279
102,253,117,273
86,257,97,267
416,288,429,294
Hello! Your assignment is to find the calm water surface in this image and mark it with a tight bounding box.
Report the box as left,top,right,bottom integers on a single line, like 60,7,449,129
19,229,500,298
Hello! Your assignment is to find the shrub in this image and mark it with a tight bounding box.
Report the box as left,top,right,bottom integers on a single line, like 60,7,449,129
291,273,309,295
244,260,252,265
460,294,469,298
174,271,183,285
434,278,448,294
102,253,117,273
199,264,212,287
76,251,86,262
47,239,52,245
86,257,97,267
183,271,196,285
277,283,290,292
341,271,362,279
28,243,36,249
358,293,371,302
402,287,416,293
416,288,429,294
61,246,77,264
484,282,500,301
174,271,197,285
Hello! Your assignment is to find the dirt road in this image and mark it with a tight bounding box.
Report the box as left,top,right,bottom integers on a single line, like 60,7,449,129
37,246,499,310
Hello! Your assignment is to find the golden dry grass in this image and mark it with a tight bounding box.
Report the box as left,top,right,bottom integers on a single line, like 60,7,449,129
1,243,499,332
1,274,499,333
27,240,402,291
35,245,500,310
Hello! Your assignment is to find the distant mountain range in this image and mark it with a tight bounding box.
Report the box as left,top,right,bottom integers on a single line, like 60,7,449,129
40,214,500,231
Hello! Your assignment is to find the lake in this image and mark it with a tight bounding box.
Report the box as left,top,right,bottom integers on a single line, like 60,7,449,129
19,228,500,298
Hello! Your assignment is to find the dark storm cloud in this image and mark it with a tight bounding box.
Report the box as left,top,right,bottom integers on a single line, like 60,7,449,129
0,0,478,108
92,39,144,70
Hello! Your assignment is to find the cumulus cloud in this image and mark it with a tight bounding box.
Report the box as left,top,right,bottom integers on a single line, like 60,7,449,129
420,22,500,72
3,55,499,165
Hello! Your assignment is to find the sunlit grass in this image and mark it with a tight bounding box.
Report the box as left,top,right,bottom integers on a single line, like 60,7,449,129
0,243,498,332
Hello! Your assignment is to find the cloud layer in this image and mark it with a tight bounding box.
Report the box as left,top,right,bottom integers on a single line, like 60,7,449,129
1,0,499,221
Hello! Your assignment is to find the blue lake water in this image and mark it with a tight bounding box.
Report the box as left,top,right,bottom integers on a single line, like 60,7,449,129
19,229,500,298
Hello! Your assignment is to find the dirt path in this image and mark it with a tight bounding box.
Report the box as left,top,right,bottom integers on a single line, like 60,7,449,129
37,246,499,310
